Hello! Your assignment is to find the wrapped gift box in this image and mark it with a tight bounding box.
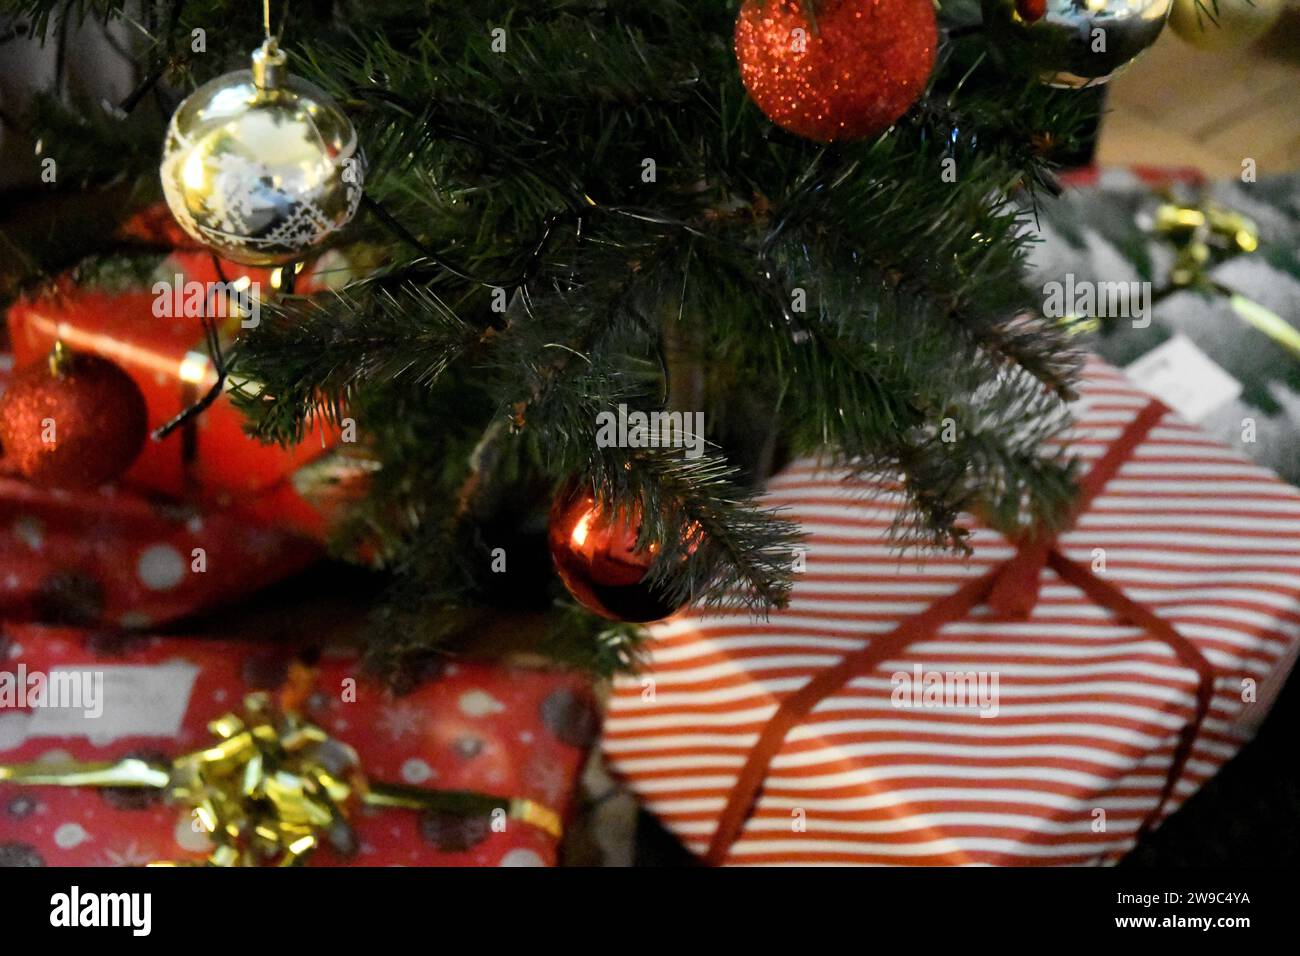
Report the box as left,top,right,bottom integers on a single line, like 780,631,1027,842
604,358,1300,865
0,475,320,630
5,207,351,502
0,623,599,866
1030,169,1300,485
0,350,323,629
233,446,379,549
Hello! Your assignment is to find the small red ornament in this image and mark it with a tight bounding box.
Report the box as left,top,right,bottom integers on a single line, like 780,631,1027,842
1014,0,1047,22
734,0,938,143
0,345,148,488
547,485,685,623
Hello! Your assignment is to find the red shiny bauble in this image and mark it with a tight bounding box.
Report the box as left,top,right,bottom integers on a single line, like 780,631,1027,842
1014,0,1047,22
735,0,937,143
0,350,148,488
547,486,684,623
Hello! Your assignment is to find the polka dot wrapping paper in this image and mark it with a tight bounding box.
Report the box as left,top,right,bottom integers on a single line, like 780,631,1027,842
0,470,320,631
0,624,598,866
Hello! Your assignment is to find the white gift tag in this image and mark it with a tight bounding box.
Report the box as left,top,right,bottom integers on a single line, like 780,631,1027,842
1125,334,1242,422
25,661,199,745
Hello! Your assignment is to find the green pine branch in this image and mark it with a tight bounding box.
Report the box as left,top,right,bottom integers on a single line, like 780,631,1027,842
2,0,1110,675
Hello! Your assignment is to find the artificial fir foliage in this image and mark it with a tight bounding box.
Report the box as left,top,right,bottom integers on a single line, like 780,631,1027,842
1,0,1103,677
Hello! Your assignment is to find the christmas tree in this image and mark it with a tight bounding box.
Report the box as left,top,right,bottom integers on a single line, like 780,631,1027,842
0,0,1107,677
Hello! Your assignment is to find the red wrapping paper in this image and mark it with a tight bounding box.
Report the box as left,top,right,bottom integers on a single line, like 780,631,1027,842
0,475,319,630
232,447,377,547
0,352,323,629
2,204,375,550
4,202,362,502
0,624,598,866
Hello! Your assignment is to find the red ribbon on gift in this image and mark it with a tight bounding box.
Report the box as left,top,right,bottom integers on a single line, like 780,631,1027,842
705,398,1219,865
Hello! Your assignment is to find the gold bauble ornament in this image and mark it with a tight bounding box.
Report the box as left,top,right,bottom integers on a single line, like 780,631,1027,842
160,40,364,265
981,0,1174,88
1168,0,1284,49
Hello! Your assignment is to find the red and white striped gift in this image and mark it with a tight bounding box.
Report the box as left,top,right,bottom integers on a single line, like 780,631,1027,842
604,358,1300,866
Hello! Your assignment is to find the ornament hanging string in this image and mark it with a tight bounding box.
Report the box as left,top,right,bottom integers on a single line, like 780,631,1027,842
114,0,291,116
150,0,317,440
151,254,230,441
265,0,288,45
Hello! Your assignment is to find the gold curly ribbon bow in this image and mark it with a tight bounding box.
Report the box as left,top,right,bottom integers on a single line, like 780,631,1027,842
1153,198,1259,288
0,691,562,866
1151,198,1300,361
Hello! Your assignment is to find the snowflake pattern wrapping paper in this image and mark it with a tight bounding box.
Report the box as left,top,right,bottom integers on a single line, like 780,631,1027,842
0,625,598,866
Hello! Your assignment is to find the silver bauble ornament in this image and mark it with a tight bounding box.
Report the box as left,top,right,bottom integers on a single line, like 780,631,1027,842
981,0,1173,89
160,40,363,265
1168,0,1284,50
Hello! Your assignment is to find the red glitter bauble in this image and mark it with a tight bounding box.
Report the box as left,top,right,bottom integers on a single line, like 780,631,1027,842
0,349,148,488
734,0,938,143
547,485,684,623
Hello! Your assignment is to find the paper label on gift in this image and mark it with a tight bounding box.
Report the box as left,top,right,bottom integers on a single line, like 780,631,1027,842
26,661,199,744
1125,334,1242,422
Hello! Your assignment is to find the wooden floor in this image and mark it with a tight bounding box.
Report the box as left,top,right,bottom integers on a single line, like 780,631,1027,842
1095,10,1300,177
